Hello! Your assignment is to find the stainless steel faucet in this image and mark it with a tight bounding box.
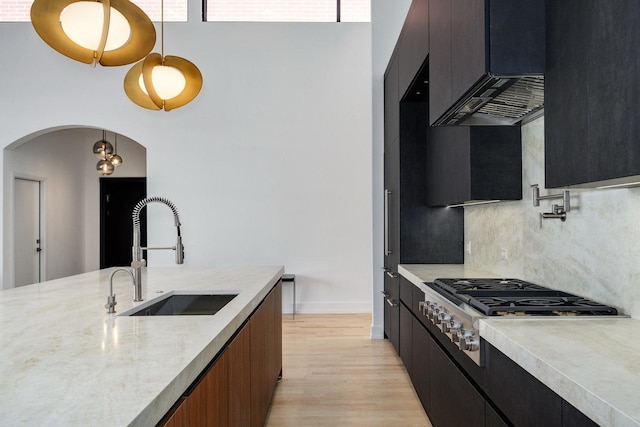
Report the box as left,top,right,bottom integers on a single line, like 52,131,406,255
131,197,184,302
105,267,135,314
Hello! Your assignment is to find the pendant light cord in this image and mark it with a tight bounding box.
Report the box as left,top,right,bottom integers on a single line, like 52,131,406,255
161,0,164,64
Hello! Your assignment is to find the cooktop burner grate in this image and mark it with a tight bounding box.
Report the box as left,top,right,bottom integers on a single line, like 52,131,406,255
432,278,619,316
469,295,619,316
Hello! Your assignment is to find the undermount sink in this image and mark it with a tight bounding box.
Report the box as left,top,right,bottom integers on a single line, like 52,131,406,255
120,292,239,316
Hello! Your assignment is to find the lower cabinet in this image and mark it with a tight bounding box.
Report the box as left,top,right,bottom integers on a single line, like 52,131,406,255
158,282,282,427
411,317,431,413
400,282,600,427
429,334,485,427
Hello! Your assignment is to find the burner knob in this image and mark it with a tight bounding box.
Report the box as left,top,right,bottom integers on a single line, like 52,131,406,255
433,308,446,324
459,330,480,352
449,321,463,342
418,301,425,314
439,312,452,331
458,330,474,350
427,304,439,321
422,301,431,315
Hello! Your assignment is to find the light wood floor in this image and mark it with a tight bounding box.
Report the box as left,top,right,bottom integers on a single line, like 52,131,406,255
265,314,432,426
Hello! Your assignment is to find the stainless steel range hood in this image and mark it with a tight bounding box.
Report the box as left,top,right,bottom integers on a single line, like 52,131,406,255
434,75,545,126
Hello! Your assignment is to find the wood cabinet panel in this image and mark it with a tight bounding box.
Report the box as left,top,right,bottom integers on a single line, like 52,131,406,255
450,0,485,103
430,335,485,427
187,351,229,427
384,48,400,149
228,323,251,427
485,343,561,427
411,317,431,413
399,303,413,374
428,0,452,125
399,0,429,99
545,0,640,187
562,400,599,427
426,126,522,206
158,398,187,427
250,283,281,427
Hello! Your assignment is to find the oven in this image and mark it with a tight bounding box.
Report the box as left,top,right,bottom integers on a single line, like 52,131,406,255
419,278,619,366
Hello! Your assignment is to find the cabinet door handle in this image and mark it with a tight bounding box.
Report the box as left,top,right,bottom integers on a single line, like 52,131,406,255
381,290,390,298
385,271,398,279
384,189,392,256
386,298,398,307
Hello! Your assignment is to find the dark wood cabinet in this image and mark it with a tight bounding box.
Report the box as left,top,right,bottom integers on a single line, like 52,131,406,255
545,0,640,188
383,46,463,355
485,343,562,427
383,273,400,354
428,0,545,125
384,47,400,151
411,317,431,413
562,400,599,427
399,303,413,375
428,0,451,126
426,125,522,206
398,0,429,99
430,334,485,427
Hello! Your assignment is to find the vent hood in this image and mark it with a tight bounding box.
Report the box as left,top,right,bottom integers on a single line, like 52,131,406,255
436,75,544,126
428,0,545,127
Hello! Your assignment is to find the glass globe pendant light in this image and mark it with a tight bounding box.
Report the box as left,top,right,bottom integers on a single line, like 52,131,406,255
93,130,114,159
30,0,156,67
110,133,123,167
124,0,202,111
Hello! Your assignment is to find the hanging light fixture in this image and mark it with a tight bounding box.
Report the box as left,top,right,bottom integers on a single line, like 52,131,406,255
30,0,156,67
123,0,202,111
93,130,124,176
110,133,123,167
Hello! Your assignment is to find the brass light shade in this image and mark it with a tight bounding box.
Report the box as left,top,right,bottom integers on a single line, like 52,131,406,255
124,53,203,111
30,0,156,66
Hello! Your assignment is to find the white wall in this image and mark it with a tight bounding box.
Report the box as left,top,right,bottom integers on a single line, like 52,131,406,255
371,0,412,337
3,128,146,287
465,116,640,319
0,14,373,312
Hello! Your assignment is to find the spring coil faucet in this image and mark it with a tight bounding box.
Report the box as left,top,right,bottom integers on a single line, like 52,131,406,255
131,196,184,301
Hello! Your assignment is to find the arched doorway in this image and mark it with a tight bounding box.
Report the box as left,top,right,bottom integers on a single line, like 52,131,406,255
3,126,147,288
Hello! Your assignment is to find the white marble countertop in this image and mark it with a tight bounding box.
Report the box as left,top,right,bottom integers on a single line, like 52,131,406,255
0,265,284,427
399,264,640,427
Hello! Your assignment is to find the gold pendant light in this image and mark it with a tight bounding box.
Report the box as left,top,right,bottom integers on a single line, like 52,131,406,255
124,0,202,111
30,0,156,66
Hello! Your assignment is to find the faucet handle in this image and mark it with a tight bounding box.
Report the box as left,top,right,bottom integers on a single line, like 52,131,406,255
105,295,117,314
131,259,146,269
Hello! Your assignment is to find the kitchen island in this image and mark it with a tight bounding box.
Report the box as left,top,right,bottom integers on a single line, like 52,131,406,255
399,264,640,427
0,265,283,426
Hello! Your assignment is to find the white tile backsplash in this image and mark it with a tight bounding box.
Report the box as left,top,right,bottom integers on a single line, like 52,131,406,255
465,116,640,318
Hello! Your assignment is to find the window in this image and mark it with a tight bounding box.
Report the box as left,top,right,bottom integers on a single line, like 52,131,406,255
0,0,187,22
204,0,370,22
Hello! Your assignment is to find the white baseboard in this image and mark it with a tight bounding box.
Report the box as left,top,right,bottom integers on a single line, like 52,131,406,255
282,301,372,314
370,325,384,339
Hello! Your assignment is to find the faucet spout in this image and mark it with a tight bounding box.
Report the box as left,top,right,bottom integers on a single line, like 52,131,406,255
131,197,184,302
106,267,135,314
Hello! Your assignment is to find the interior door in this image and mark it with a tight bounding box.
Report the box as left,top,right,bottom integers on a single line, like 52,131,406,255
100,177,146,268
14,178,41,287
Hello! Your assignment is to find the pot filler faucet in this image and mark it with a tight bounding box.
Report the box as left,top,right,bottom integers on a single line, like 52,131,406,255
131,196,184,301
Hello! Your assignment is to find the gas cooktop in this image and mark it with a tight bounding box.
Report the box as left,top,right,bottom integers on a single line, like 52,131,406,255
419,277,620,366
432,278,618,316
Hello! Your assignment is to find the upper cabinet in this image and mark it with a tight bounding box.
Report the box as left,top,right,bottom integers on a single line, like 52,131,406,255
426,126,522,207
545,0,640,188
398,0,429,100
429,0,546,126
384,47,400,150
